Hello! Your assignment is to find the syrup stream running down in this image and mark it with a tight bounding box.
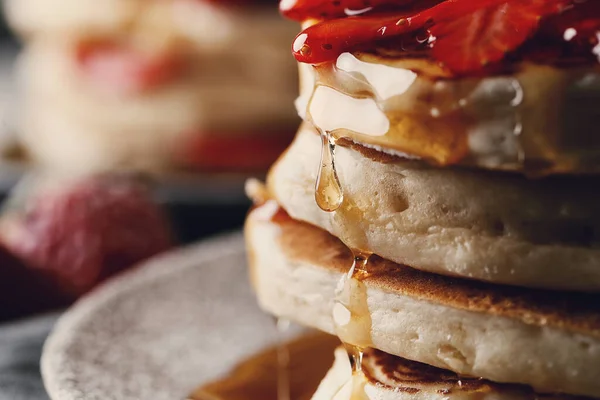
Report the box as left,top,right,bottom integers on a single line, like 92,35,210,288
276,318,292,400
332,251,373,400
307,64,346,214
307,62,376,397
316,130,344,212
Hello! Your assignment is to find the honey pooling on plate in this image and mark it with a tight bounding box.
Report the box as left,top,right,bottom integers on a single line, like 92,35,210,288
188,333,339,400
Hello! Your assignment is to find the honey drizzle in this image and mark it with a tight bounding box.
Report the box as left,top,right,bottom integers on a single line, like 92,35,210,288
307,63,352,214
316,130,344,212
276,318,292,400
305,63,380,400
188,332,339,400
306,61,375,393
332,251,373,400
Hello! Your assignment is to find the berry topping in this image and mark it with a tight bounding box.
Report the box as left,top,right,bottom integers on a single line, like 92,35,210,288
76,40,186,95
289,0,597,75
429,1,568,74
0,176,174,299
526,0,600,65
281,0,429,22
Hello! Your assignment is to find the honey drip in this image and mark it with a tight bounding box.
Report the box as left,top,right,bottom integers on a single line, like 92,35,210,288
332,251,373,400
276,318,291,400
302,55,593,175
189,333,339,400
315,130,344,212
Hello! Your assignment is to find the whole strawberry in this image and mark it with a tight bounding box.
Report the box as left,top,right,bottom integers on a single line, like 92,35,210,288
1,175,174,300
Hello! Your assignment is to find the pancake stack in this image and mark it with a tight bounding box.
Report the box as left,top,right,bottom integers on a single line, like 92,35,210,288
245,0,600,398
5,0,299,173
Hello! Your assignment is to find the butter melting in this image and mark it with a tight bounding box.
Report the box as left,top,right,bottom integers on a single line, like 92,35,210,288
306,64,346,213
300,53,600,174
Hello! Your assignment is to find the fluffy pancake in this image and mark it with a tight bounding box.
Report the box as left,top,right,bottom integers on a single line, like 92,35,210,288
312,347,593,400
4,0,138,37
245,202,600,397
267,125,600,291
16,34,297,173
294,43,600,175
5,0,299,54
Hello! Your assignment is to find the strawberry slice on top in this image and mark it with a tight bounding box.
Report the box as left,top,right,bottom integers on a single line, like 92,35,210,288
429,1,570,75
281,0,426,21
289,0,592,76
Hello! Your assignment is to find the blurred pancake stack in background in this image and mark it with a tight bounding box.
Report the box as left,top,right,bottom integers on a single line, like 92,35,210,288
245,0,600,398
0,0,305,322
4,0,299,174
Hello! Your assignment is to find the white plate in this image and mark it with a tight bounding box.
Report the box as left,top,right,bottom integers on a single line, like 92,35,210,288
41,232,298,400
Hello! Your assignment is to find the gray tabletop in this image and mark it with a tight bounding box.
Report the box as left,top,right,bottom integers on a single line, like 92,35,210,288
0,313,59,400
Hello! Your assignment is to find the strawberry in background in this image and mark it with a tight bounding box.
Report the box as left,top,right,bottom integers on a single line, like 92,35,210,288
0,174,175,317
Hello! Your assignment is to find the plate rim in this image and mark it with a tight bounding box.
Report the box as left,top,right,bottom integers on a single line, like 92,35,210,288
40,231,246,400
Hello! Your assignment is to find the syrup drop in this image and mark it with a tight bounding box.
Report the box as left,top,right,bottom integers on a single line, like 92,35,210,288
315,130,344,212
332,251,373,400
334,251,372,347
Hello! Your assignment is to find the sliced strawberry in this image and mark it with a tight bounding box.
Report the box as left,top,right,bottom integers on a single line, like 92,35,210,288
281,0,425,22
541,0,600,44
430,1,573,75
293,13,416,64
292,0,582,74
76,40,186,95
292,0,510,64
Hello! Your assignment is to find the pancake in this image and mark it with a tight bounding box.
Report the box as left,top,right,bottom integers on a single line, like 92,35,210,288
297,54,600,175
245,202,600,397
16,35,297,173
267,125,600,291
290,0,600,175
4,0,140,37
312,347,594,400
5,0,299,53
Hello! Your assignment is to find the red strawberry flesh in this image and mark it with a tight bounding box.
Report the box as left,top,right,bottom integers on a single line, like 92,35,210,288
281,0,427,21
1,176,174,299
287,0,597,75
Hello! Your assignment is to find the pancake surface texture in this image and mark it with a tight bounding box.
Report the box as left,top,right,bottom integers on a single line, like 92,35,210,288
297,53,600,174
15,17,298,173
246,203,600,397
312,347,592,400
4,0,139,36
268,125,600,291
